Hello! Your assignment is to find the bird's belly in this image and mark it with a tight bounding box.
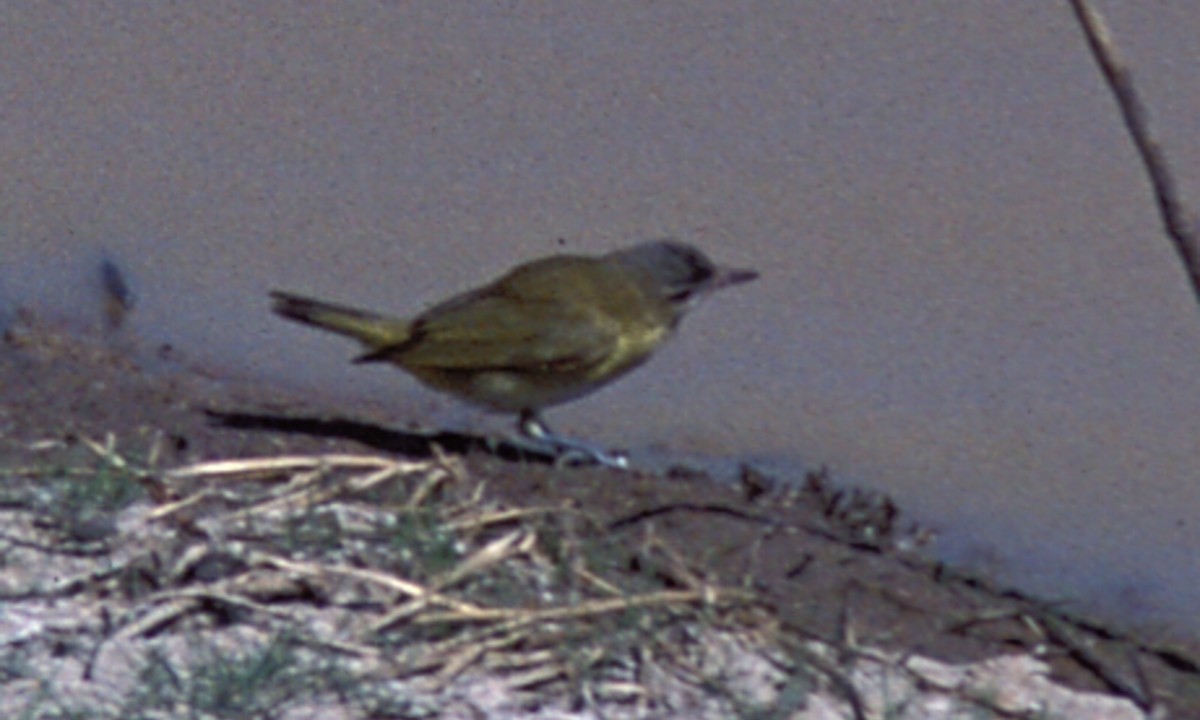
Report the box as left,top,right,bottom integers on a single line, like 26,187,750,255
406,325,670,413
407,367,612,412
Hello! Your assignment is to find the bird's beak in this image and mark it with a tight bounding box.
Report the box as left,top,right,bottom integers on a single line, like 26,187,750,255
713,265,760,290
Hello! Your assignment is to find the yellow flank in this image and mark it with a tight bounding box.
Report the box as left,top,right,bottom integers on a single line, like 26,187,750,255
590,314,671,379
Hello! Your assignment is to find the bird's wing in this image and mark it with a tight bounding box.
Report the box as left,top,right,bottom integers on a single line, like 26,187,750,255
364,292,618,373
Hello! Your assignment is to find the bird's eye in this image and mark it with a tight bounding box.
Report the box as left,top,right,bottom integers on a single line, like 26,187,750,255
690,263,714,285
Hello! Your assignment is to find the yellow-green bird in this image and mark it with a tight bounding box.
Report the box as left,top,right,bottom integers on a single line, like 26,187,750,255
270,239,758,465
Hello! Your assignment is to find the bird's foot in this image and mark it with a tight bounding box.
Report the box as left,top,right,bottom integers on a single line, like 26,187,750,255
517,413,629,469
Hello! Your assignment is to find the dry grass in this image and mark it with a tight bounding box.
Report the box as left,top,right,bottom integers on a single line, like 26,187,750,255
0,434,786,719
0,433,1154,719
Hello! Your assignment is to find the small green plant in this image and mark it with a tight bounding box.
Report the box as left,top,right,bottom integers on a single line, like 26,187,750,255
123,634,326,719
21,443,147,544
382,509,462,578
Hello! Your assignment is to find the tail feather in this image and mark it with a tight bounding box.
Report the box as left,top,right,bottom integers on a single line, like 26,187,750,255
270,291,411,350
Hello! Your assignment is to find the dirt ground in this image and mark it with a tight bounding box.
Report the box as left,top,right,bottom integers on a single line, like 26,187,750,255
3,310,1200,718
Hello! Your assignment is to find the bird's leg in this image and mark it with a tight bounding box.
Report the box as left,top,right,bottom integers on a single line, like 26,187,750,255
516,411,629,469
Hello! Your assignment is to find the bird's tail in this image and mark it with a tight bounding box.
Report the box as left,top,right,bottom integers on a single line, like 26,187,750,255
269,291,412,351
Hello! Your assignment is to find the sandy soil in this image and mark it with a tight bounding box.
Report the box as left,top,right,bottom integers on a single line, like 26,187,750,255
2,310,1198,718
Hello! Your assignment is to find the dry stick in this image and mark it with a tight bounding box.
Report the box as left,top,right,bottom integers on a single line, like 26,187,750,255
164,454,417,480
1036,612,1152,711
417,587,740,626
371,529,536,632
1069,0,1200,305
442,505,562,531
253,552,484,615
